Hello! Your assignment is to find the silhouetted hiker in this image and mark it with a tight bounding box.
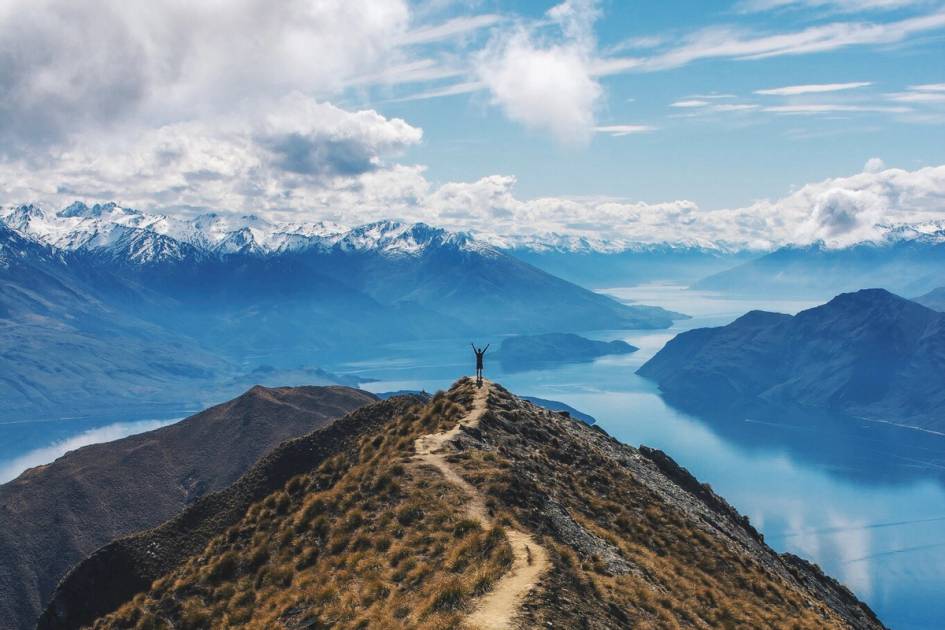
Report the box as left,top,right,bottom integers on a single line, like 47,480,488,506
472,343,489,386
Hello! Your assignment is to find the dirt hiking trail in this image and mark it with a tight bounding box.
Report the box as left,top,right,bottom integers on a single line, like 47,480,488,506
414,379,549,630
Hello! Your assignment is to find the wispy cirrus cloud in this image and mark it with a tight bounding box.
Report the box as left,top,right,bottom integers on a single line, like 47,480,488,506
763,103,910,113
593,124,656,136
736,0,928,14
755,81,873,95
597,9,945,73
670,99,712,108
396,13,503,46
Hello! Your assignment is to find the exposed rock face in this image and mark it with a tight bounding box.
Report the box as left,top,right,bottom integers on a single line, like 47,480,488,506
42,380,884,630
0,385,375,630
639,289,945,431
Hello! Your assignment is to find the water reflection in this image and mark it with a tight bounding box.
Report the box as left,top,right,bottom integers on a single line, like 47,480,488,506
657,394,945,489
342,285,945,629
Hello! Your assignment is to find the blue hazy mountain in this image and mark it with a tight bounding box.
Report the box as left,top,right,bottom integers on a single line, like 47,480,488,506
694,238,945,299
0,204,683,420
497,332,637,372
0,222,231,421
915,286,945,312
509,243,753,288
638,289,945,431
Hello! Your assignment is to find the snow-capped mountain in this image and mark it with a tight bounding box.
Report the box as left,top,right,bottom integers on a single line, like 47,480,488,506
0,202,493,264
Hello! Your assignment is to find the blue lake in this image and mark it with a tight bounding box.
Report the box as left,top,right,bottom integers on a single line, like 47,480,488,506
2,284,943,628
338,285,945,630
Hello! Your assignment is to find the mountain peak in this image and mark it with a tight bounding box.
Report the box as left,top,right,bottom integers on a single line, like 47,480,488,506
818,288,933,319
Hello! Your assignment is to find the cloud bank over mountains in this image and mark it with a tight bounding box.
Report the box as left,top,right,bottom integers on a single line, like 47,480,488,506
6,160,945,252
1,0,943,251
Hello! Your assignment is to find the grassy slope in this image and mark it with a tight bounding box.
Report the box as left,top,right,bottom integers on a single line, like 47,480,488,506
80,380,881,630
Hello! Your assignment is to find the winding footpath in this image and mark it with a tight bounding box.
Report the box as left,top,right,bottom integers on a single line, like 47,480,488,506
414,380,549,630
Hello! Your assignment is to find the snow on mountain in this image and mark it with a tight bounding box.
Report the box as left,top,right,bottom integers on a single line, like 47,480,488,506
334,220,495,257
5,201,943,265
0,202,496,264
497,232,739,254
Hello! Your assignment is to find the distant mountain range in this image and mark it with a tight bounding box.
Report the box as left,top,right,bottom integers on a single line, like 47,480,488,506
510,245,754,289
694,230,945,298
915,286,945,312
0,385,375,630
639,289,945,432
0,202,681,421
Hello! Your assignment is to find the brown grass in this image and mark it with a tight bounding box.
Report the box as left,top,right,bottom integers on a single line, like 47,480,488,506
90,379,857,630
92,387,511,630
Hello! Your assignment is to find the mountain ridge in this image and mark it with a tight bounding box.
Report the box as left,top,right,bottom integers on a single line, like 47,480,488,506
41,378,884,630
638,288,945,431
0,385,376,630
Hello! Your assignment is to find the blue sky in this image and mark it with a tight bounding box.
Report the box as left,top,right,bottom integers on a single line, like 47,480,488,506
1,0,944,248
371,1,945,208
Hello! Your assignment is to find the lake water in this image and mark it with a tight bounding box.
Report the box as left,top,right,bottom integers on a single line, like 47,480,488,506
2,284,942,628
337,285,945,630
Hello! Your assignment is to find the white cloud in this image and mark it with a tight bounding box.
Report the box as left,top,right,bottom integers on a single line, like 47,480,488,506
474,0,602,144
397,14,503,46
762,103,911,113
671,100,711,108
598,10,945,73
6,153,945,251
713,103,761,111
864,157,886,172
0,0,413,153
885,91,945,103
594,125,656,136
737,0,925,13
755,81,872,95
388,80,485,102
0,95,423,216
911,83,945,91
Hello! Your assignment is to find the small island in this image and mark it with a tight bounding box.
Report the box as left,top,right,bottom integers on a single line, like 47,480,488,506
497,332,638,372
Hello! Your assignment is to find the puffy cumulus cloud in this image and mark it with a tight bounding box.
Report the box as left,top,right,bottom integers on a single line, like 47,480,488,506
6,145,945,250
735,162,945,247
257,95,423,178
410,163,945,250
474,0,602,144
0,96,423,217
0,0,411,154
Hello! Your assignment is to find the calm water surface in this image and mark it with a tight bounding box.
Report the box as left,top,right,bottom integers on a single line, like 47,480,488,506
338,285,945,630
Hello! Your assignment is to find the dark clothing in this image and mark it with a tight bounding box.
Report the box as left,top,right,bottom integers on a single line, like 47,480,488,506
472,343,488,384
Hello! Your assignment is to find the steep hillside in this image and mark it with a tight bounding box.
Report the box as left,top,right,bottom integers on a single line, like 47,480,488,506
0,223,229,421
43,379,882,629
0,385,375,630
638,289,945,431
